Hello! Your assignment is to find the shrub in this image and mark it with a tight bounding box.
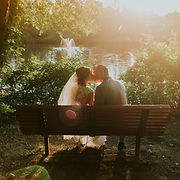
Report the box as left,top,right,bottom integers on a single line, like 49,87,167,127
121,37,180,109
0,54,96,115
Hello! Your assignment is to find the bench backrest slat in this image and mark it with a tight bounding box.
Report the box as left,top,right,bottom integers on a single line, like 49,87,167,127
16,105,170,136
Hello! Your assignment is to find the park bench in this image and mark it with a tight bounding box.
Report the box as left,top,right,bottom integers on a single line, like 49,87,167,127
16,105,170,157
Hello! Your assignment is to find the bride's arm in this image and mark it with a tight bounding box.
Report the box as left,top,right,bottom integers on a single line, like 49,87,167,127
87,92,94,106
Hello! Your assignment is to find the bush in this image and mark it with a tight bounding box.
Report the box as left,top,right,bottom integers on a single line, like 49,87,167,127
0,54,96,115
121,37,180,109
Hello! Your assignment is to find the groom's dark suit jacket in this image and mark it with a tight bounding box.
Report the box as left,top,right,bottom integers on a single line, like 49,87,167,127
94,76,127,105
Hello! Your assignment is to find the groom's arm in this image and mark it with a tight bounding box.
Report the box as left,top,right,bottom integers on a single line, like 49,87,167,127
119,83,128,105
94,86,105,105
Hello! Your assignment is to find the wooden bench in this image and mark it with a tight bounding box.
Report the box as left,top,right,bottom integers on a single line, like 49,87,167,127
16,105,170,157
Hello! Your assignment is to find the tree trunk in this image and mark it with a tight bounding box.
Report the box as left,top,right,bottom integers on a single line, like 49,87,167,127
0,0,12,42
0,0,19,72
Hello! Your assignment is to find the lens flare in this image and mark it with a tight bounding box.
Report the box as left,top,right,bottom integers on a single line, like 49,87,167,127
65,110,77,119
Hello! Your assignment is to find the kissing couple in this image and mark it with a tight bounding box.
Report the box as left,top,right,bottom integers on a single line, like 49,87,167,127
58,64,127,148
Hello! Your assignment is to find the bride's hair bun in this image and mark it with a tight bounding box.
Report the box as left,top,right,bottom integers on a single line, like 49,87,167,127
76,66,91,86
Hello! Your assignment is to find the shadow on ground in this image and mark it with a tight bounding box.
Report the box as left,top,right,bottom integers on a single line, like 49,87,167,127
39,145,180,180
42,146,103,180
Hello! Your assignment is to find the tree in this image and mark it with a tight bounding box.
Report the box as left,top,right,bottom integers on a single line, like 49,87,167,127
0,0,19,71
22,0,101,37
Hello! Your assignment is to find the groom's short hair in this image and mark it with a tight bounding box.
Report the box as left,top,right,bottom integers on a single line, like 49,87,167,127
94,64,109,75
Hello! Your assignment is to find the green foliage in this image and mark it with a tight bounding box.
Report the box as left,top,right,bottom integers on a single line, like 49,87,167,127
0,1,24,71
121,37,180,108
22,0,101,37
0,54,96,114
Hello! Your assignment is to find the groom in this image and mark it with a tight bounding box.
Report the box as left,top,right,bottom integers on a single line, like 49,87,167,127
93,64,127,149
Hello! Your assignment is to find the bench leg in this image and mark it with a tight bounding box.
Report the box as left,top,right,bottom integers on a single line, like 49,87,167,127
135,136,141,157
44,135,49,156
118,136,126,150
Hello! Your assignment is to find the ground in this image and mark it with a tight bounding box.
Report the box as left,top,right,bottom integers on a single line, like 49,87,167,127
0,117,180,180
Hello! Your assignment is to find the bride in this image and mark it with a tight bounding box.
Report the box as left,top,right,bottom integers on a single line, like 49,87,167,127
58,66,106,148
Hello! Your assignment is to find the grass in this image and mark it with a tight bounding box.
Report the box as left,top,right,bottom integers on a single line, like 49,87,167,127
0,117,180,180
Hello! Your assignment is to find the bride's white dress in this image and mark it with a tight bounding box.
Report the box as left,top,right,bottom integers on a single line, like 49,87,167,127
58,73,106,148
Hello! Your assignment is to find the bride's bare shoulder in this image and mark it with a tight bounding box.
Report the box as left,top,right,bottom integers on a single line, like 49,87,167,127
86,86,94,93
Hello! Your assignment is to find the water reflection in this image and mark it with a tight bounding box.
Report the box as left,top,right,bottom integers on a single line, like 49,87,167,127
23,44,134,79
52,47,85,60
87,47,134,79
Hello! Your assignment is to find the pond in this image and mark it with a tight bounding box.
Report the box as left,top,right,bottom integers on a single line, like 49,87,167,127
23,42,135,79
